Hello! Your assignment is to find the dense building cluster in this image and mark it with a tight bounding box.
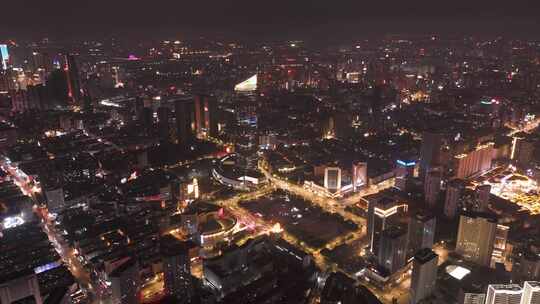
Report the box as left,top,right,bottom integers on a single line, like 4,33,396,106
0,34,539,304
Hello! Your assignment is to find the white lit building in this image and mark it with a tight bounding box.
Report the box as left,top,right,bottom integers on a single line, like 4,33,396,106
485,284,522,304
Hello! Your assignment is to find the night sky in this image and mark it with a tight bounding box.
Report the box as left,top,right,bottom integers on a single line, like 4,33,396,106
2,0,540,39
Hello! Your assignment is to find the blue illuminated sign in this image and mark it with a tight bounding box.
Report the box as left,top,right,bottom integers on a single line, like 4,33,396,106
0,44,8,70
34,261,61,274
397,160,416,167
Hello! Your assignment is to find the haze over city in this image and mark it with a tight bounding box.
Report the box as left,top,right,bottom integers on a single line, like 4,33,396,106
1,2,540,304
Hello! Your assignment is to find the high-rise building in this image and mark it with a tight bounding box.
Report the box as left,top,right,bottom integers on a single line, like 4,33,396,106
157,106,172,142
352,162,368,192
367,195,408,254
456,212,498,266
408,211,436,257
161,236,196,301
424,167,442,207
194,94,218,138
324,167,342,191
109,258,141,304
174,98,195,143
395,159,416,191
445,179,466,219
454,142,494,179
492,224,509,266
475,184,491,212
521,281,540,304
64,54,82,104
419,132,443,178
485,284,522,304
378,226,408,274
511,133,534,164
410,248,438,304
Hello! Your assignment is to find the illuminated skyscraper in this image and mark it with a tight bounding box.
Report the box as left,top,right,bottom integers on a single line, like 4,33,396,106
395,159,416,191
485,284,522,304
324,167,342,191
454,142,494,179
194,94,218,138
352,162,368,192
366,194,408,254
64,54,82,104
410,248,438,304
456,212,497,266
492,224,509,266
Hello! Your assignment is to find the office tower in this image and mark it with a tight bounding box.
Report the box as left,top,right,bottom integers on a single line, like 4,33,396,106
408,211,436,257
444,179,466,219
161,235,195,301
419,132,443,178
460,292,486,304
456,212,497,266
157,106,172,142
324,167,342,191
175,98,195,143
410,248,438,304
454,142,494,179
352,162,368,192
521,281,540,304
492,224,509,265
424,167,442,207
194,94,218,138
109,258,141,304
475,184,491,212
367,195,408,254
378,225,408,274
485,284,522,304
64,54,82,104
395,159,416,191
